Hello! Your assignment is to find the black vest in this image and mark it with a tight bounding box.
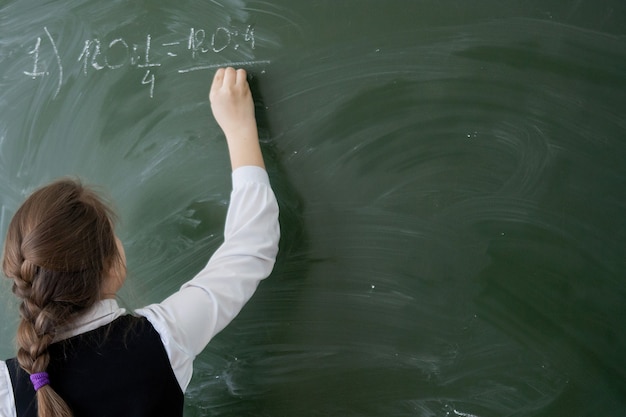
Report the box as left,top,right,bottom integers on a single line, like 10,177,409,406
6,315,183,417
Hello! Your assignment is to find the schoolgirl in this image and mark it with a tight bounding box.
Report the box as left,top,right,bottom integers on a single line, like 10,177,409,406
0,67,280,417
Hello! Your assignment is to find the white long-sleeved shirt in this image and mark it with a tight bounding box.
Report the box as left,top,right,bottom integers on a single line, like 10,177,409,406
0,166,280,417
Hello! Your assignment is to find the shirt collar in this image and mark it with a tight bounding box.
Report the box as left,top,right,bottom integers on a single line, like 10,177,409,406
55,299,127,342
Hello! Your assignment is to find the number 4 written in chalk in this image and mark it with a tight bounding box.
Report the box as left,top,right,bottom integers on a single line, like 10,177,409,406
141,69,155,98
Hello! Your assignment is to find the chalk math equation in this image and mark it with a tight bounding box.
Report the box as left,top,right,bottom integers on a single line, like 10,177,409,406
24,26,270,99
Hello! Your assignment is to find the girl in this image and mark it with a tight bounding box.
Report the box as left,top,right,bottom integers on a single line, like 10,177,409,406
0,67,280,417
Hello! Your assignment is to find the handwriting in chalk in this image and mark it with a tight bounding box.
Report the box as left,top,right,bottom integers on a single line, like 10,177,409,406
24,27,64,97
24,25,268,99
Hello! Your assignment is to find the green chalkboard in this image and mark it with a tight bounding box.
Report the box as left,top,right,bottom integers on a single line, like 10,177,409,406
1,1,626,416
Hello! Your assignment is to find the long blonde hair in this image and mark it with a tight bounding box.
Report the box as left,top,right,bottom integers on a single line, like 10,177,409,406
2,179,121,417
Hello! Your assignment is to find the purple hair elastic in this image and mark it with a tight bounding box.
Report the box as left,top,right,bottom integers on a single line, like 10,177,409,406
30,372,50,391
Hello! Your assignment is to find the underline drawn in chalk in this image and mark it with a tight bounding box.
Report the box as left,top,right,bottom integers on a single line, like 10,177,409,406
23,24,268,99
451,409,480,417
177,60,271,74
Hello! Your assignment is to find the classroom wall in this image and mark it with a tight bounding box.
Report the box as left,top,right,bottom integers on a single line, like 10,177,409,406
1,1,625,416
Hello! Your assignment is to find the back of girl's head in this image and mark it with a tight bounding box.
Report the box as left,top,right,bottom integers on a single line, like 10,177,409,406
2,178,120,417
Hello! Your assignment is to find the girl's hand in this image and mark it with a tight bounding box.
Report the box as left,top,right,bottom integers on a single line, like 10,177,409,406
210,67,257,142
209,67,264,170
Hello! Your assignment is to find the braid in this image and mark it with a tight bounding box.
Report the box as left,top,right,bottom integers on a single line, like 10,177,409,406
11,268,31,300
12,257,73,417
17,302,54,374
2,178,121,417
13,260,49,369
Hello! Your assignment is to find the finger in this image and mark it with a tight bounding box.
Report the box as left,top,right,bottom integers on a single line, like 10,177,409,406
222,67,237,86
210,68,225,97
212,67,225,86
236,68,248,86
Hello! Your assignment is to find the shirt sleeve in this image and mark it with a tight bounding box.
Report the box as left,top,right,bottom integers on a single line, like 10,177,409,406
136,165,280,392
0,361,17,417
